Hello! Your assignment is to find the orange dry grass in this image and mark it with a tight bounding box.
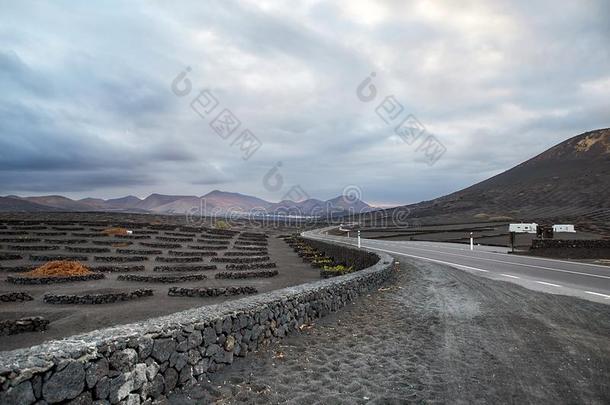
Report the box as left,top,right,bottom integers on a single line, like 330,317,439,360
102,227,129,236
24,261,92,278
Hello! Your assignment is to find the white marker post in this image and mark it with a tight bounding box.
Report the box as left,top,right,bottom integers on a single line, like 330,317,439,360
470,232,474,251
357,230,361,248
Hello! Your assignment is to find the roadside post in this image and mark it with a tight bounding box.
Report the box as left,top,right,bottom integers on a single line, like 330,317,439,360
357,230,361,248
470,232,474,251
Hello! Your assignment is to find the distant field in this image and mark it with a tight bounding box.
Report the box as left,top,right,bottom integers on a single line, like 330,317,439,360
0,213,320,351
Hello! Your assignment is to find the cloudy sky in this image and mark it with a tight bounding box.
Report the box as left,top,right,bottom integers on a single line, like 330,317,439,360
1,0,608,206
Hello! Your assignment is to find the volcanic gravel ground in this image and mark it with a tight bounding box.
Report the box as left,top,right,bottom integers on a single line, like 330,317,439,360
168,260,610,404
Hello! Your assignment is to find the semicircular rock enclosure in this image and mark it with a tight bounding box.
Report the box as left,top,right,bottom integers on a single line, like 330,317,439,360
0,215,395,404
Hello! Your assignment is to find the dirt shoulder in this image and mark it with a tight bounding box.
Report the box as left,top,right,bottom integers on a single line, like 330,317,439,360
167,259,610,404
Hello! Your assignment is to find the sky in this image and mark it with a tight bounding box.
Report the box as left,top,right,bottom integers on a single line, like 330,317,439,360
0,0,609,207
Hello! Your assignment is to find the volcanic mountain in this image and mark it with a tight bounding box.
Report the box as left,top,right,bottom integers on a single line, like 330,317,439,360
367,128,610,226
0,190,374,217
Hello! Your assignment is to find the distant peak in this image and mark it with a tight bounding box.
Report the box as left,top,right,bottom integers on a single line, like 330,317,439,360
205,189,234,196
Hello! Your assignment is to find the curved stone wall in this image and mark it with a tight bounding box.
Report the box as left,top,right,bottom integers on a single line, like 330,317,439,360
0,239,394,405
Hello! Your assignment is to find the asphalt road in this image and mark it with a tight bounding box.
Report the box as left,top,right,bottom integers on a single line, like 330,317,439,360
304,228,610,304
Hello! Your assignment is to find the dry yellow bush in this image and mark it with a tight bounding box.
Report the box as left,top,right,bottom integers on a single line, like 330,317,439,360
24,261,92,278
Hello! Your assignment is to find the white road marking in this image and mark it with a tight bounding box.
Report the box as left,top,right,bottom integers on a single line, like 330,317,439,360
354,245,490,273
373,243,610,280
534,281,562,287
367,239,610,270
307,232,610,302
584,291,610,299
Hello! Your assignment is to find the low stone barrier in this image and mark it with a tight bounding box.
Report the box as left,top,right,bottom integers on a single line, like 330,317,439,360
168,286,258,298
94,240,133,246
149,224,179,231
240,232,267,238
234,241,267,246
94,256,148,263
528,239,610,259
0,240,394,405
215,269,279,279
211,256,270,264
72,233,109,238
115,235,151,240
140,242,181,249
90,266,145,273
165,232,197,237
223,251,268,257
117,274,208,283
0,254,22,261
156,237,193,242
0,266,34,273
168,251,217,257
6,274,105,285
43,289,153,305
155,257,203,263
188,245,228,251
305,239,379,270
116,249,163,255
154,265,217,272
206,229,239,236
65,247,111,254
197,236,232,241
29,255,89,262
225,262,276,271
531,239,610,249
0,317,49,336
0,238,41,243
44,239,88,244
195,239,230,245
7,245,59,251
0,292,33,302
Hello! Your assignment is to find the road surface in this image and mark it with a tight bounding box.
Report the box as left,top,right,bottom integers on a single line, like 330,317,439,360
304,228,610,304
170,259,610,404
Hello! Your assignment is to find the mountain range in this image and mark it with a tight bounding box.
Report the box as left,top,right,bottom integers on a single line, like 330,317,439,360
0,190,375,217
366,128,610,227
2,128,609,226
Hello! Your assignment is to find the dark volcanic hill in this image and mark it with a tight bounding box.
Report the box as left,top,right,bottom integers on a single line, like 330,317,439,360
0,196,63,212
368,128,610,226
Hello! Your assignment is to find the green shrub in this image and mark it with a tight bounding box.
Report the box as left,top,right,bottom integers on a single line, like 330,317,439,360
322,264,353,273
214,220,230,230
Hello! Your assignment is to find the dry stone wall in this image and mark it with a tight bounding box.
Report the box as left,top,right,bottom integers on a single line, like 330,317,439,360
0,239,394,405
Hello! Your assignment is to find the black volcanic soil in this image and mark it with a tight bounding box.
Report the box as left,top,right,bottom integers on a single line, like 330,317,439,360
167,260,610,404
0,214,320,351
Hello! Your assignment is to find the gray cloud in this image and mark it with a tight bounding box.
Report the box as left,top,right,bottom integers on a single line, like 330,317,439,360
0,0,608,204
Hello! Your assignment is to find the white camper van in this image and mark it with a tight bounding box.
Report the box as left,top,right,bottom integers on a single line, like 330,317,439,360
509,223,538,234
553,224,576,233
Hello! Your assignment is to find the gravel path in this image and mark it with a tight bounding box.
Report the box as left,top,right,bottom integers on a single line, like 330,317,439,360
167,260,610,404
